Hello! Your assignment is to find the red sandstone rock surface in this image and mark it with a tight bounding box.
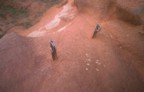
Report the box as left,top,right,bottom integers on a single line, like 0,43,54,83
0,0,144,92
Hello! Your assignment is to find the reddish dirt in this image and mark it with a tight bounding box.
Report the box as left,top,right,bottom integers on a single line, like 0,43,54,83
0,0,144,92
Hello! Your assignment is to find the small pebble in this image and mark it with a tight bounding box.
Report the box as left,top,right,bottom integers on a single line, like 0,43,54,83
86,68,89,71
96,68,99,71
85,53,88,57
103,65,106,67
86,63,90,66
126,34,129,37
97,62,101,65
87,59,91,62
96,60,99,62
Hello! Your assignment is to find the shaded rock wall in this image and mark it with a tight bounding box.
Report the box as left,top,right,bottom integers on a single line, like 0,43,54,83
74,0,143,25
